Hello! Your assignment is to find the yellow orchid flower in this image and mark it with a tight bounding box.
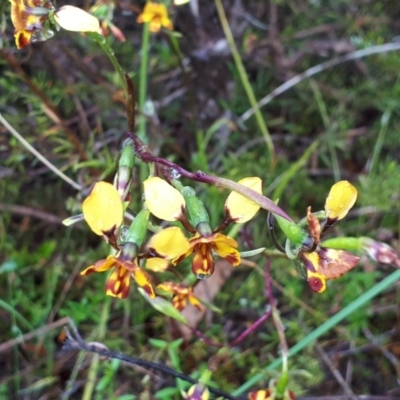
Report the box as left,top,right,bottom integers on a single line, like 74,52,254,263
173,228,241,278
143,177,185,221
81,244,155,299
157,282,203,311
9,0,53,49
82,181,123,236
145,227,191,272
224,177,262,223
144,179,243,278
299,180,359,293
136,1,173,33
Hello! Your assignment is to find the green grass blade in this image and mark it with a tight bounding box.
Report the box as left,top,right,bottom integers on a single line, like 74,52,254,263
232,268,400,395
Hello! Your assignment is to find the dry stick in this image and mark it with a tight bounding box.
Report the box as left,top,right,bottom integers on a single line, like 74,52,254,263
314,343,358,400
0,317,71,354
0,114,82,191
0,50,88,161
239,42,400,124
363,327,400,381
0,203,64,224
63,332,244,400
126,132,292,221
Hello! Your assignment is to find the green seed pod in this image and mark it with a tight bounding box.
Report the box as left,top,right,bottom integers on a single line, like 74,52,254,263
125,209,150,247
274,214,308,247
181,186,210,228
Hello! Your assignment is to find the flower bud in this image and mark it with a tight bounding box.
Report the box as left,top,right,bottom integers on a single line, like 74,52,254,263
325,180,357,221
361,237,400,267
115,141,135,199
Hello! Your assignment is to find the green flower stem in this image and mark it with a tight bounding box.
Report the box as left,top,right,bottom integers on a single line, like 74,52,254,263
137,22,150,143
214,0,274,161
232,268,400,396
89,33,127,96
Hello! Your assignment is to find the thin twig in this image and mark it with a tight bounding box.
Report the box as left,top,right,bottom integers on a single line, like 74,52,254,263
0,49,88,160
63,334,244,400
315,342,358,400
0,317,71,354
0,113,82,191
363,327,400,381
239,42,400,123
0,204,64,224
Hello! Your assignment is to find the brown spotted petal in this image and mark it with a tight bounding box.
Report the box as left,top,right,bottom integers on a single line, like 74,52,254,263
131,267,155,298
302,247,359,279
158,282,203,311
192,243,215,278
248,389,273,400
105,266,131,298
80,255,117,276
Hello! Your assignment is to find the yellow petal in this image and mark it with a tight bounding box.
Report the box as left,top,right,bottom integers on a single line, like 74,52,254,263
148,227,191,259
325,181,357,220
145,257,169,272
188,293,204,311
54,6,100,32
132,268,155,298
82,181,123,235
174,0,190,5
224,177,262,223
143,177,185,221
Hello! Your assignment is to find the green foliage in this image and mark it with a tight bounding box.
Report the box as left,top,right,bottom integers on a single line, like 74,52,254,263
2,0,400,398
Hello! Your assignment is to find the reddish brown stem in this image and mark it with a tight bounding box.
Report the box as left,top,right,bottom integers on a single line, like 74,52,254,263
126,132,293,221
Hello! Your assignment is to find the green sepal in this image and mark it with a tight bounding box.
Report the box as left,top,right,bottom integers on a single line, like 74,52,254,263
181,186,210,228
292,259,307,280
274,214,308,246
240,247,266,258
275,370,289,399
322,236,362,252
119,139,135,169
62,214,84,226
125,209,150,246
